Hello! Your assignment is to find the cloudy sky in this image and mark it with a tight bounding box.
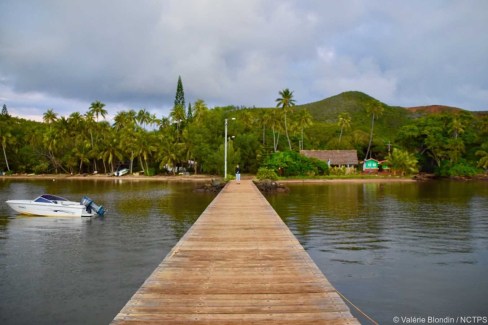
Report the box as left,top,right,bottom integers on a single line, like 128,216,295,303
1,0,487,121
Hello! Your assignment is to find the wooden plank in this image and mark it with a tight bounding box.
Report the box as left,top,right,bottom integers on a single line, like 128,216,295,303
112,180,359,324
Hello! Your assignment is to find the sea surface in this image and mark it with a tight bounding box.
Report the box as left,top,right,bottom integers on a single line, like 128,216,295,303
267,181,488,323
1,179,487,324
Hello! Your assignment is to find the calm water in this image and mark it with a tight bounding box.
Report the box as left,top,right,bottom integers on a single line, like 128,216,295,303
266,181,488,324
0,179,216,325
1,179,487,324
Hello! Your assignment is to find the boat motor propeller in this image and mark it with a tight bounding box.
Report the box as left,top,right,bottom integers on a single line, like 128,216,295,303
81,196,106,216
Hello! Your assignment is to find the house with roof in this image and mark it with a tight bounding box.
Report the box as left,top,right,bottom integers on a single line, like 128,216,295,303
363,158,379,171
362,158,390,173
300,150,359,167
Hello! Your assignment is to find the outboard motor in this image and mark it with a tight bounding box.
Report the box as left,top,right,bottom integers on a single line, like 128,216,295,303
81,196,106,216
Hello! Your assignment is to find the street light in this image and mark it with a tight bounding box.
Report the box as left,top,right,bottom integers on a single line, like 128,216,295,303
224,117,236,178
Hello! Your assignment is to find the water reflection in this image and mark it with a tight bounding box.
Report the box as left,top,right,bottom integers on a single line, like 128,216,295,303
267,181,485,256
266,181,488,323
0,179,216,325
2,179,488,324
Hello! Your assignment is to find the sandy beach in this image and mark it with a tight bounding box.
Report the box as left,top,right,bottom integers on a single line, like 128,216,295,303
1,173,417,183
0,173,217,182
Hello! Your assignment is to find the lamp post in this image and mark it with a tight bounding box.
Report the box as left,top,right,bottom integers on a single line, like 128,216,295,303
224,117,236,178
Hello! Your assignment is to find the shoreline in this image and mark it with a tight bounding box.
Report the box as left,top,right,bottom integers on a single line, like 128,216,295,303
1,173,418,184
4,173,485,183
277,177,417,183
0,174,217,183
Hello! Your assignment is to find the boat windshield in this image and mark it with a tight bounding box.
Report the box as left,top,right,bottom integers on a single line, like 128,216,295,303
34,194,69,203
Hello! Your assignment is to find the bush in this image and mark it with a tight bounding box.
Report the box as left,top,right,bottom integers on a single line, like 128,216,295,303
262,151,329,177
256,167,279,180
225,174,235,182
33,163,49,174
329,166,346,176
437,160,481,177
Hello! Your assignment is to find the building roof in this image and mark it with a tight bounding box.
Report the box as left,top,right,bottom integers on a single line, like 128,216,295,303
300,150,359,166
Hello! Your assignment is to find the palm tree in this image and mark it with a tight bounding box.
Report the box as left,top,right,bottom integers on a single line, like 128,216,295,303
296,109,313,150
67,112,90,173
170,104,186,123
114,110,139,173
99,123,124,175
270,109,284,152
476,143,488,169
137,108,155,129
275,88,296,150
0,121,13,171
337,112,351,145
386,148,418,176
84,111,99,173
193,99,208,123
88,100,107,122
157,135,179,175
43,118,70,174
135,130,157,173
260,110,273,146
43,108,58,125
364,99,384,159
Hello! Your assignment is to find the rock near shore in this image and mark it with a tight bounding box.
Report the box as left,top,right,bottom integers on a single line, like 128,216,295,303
194,179,225,193
254,179,289,193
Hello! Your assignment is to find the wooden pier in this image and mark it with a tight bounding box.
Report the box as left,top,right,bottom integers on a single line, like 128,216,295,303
112,180,359,324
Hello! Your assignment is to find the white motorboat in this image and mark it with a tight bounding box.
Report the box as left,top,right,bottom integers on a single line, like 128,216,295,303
6,194,105,217
115,168,129,177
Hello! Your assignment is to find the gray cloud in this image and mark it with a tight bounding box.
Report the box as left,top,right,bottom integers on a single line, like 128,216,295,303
1,0,487,120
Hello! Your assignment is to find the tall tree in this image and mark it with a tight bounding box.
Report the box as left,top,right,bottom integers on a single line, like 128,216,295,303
85,102,106,174
174,75,185,113
88,100,107,122
114,110,139,173
260,110,273,146
193,99,208,123
337,112,351,145
187,102,193,121
270,109,284,152
364,99,384,159
0,120,13,171
100,126,123,174
136,108,155,129
275,88,295,151
0,107,12,171
476,142,488,169
2,104,9,117
170,104,186,123
296,109,313,150
43,108,58,125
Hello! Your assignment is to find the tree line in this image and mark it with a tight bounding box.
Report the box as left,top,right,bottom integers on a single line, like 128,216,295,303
1,79,488,177
0,79,314,176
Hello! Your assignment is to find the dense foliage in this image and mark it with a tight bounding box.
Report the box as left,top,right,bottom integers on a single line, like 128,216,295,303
1,90,487,177
262,151,329,177
256,167,279,180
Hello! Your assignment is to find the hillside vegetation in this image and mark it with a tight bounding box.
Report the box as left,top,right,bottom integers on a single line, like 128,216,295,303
293,91,411,141
1,90,488,177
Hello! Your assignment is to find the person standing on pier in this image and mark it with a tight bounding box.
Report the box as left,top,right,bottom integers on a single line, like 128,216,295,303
235,164,241,183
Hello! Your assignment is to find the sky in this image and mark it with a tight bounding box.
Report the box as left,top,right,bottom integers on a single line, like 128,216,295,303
1,0,487,121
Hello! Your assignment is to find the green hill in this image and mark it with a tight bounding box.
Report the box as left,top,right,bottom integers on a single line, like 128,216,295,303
295,91,412,140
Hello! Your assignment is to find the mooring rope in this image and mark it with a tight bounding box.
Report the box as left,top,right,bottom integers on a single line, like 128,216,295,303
335,289,379,325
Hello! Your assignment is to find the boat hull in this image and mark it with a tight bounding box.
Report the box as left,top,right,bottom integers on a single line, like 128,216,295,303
6,200,95,217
